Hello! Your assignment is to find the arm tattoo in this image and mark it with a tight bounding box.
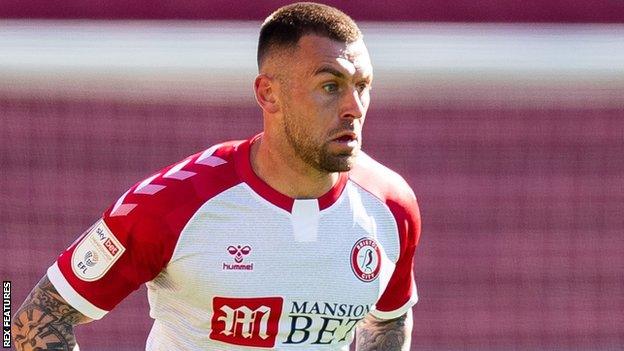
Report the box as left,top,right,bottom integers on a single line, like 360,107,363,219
11,275,92,351
356,312,412,351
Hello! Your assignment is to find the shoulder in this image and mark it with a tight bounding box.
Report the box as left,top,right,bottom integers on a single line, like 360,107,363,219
349,151,417,207
349,151,421,245
103,140,244,237
49,140,249,295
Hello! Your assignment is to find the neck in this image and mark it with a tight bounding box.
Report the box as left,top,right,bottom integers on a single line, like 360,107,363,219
250,133,340,199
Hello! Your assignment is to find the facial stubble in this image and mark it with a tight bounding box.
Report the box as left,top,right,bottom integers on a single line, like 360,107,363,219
282,104,358,174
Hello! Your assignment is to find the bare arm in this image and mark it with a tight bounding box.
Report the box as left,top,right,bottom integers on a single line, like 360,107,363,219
11,275,93,351
356,309,413,351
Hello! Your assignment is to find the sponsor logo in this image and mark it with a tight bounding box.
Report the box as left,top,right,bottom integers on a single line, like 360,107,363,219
71,219,126,281
350,237,381,282
223,245,254,271
210,296,283,348
103,238,120,256
284,301,370,345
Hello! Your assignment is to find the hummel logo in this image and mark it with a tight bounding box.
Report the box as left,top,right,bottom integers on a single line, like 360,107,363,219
227,245,251,263
223,245,254,271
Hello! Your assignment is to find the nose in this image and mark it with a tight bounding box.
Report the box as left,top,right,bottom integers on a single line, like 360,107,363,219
340,87,365,120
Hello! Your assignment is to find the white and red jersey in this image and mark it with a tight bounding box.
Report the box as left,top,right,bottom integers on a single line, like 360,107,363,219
47,133,421,350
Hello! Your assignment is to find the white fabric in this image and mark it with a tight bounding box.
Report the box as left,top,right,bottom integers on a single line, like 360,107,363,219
291,199,320,242
143,181,407,350
370,292,418,320
47,262,108,320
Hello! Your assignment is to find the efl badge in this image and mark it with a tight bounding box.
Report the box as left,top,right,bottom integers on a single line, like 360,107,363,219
351,237,381,282
71,219,125,281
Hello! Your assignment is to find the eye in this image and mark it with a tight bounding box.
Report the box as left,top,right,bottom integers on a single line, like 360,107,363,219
356,82,370,94
322,82,339,94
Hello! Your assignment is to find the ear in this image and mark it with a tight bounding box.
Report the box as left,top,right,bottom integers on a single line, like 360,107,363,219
253,74,280,114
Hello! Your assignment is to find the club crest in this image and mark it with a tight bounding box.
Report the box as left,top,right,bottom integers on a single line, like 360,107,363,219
350,237,381,282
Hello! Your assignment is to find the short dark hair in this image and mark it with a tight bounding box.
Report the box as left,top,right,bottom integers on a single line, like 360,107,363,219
257,2,362,68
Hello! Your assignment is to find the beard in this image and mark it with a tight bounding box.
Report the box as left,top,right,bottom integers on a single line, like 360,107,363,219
283,110,359,173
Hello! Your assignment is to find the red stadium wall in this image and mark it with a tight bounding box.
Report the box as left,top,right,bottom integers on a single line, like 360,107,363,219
1,0,624,22
2,95,622,350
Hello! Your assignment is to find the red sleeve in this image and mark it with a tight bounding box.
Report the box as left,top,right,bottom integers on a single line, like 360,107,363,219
47,178,177,319
371,192,421,319
47,144,240,319
48,141,240,319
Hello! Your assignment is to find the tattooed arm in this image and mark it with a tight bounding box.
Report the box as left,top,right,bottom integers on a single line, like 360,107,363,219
11,275,93,351
356,309,413,351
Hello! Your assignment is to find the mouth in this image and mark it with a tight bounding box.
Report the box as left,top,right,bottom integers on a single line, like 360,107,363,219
331,132,358,144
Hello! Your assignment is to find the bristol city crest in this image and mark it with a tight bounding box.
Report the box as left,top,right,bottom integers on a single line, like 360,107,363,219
350,237,381,282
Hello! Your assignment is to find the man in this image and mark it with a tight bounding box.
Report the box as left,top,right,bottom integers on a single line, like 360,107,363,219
12,2,421,350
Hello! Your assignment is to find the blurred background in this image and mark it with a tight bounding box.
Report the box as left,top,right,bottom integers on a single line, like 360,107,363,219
1,1,623,350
